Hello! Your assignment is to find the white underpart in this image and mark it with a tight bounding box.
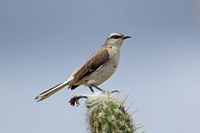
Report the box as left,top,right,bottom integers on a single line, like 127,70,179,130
79,44,121,87
86,80,96,85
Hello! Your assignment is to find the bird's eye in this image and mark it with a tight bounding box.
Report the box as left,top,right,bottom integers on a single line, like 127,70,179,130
111,35,121,39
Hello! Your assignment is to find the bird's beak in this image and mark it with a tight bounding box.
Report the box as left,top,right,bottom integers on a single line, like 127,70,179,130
122,36,131,40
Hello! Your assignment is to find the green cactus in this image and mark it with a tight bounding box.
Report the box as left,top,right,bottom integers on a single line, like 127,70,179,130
85,92,137,133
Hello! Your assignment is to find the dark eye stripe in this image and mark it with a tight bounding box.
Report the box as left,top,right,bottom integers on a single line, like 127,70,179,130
111,35,122,39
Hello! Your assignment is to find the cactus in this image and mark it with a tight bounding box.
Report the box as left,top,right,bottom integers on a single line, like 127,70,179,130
85,92,136,133
69,91,143,133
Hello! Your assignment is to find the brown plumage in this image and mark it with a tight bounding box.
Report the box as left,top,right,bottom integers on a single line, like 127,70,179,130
69,47,109,89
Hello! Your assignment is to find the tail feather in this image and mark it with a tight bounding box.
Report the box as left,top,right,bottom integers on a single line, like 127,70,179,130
35,80,71,102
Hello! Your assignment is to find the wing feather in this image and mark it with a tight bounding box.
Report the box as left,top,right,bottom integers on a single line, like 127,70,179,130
69,48,109,89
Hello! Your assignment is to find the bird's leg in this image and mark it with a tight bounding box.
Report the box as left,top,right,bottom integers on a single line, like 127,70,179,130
89,87,94,93
91,84,106,93
69,95,88,106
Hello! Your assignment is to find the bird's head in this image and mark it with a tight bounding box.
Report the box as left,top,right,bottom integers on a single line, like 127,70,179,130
104,32,131,48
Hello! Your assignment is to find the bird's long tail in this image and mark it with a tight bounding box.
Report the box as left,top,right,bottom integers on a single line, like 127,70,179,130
35,77,73,102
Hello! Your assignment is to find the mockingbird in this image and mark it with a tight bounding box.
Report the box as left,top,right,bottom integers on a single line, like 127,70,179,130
35,32,131,102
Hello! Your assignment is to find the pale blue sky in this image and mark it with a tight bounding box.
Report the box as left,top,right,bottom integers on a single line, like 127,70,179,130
0,0,200,133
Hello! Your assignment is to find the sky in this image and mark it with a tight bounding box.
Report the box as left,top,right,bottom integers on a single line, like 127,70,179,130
0,0,200,133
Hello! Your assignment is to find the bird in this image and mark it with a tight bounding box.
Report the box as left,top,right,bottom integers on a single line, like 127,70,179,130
35,32,131,102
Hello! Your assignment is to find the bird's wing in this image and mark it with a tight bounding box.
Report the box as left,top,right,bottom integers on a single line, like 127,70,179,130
69,47,109,89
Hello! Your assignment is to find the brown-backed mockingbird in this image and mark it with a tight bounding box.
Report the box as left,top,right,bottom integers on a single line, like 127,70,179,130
35,32,131,102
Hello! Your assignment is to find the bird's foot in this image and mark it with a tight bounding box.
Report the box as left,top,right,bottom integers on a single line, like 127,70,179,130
110,90,120,93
